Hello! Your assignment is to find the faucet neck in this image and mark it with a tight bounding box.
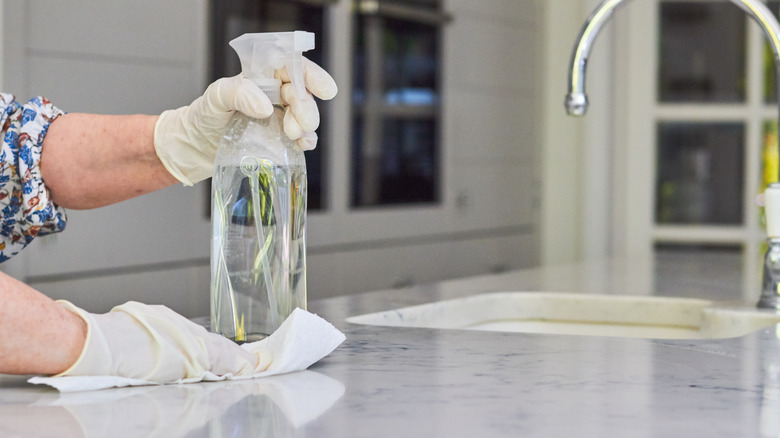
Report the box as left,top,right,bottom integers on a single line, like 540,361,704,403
565,0,632,117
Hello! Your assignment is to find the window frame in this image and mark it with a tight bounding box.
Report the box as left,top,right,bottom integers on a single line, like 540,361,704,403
605,0,772,300
350,0,449,209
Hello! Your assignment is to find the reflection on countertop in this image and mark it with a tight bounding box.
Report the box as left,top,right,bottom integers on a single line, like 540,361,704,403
4,249,780,437
0,371,344,437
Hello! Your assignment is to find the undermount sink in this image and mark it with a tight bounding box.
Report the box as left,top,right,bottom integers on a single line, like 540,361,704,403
345,292,780,340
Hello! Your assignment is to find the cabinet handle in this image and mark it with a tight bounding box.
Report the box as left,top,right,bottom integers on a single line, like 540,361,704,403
357,0,453,25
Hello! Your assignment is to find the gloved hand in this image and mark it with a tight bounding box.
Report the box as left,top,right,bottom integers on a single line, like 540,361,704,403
278,58,339,151
55,300,273,383
154,58,338,186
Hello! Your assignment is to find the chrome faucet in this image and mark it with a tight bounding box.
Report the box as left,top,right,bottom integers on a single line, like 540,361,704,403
565,0,780,310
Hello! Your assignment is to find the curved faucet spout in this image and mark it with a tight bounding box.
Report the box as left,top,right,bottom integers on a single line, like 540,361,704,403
565,0,630,116
565,0,780,120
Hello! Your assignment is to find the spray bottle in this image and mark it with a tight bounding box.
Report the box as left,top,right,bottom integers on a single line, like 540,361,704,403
211,31,313,342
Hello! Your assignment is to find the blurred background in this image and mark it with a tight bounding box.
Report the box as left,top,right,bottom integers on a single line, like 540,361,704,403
0,0,773,316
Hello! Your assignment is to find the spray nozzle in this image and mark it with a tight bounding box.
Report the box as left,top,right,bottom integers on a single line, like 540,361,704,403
229,31,315,104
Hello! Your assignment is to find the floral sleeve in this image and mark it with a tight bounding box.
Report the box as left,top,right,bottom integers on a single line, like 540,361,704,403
0,93,67,262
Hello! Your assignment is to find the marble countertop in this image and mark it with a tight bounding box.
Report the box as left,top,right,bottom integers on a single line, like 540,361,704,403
3,250,780,437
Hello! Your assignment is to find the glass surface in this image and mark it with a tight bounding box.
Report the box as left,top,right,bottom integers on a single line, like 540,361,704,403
655,123,745,225
351,116,438,206
209,0,329,210
659,2,746,103
351,3,442,208
382,18,439,106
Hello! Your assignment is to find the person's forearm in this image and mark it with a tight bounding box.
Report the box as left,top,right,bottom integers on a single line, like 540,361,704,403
0,271,86,374
40,113,179,209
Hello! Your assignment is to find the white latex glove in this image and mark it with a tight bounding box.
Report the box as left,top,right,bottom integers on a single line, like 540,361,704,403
154,58,338,186
278,57,339,151
55,300,273,383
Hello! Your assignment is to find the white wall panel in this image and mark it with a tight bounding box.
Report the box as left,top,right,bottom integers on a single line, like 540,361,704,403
27,56,201,114
23,184,209,276
311,234,537,297
447,0,536,25
30,265,210,317
445,16,536,93
447,162,536,229
447,90,534,163
27,0,198,62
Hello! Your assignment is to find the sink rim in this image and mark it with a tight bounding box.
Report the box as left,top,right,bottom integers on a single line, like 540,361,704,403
346,291,780,340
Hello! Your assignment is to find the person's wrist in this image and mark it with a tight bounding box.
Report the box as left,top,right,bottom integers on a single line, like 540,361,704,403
52,301,93,376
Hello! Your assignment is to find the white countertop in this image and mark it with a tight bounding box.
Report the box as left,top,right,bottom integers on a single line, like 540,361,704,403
2,250,778,437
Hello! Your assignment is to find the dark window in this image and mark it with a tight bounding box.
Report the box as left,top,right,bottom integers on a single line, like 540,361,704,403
351,0,448,207
656,122,745,225
659,2,746,103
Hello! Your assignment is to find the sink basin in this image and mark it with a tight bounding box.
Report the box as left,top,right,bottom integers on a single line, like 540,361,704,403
346,292,780,339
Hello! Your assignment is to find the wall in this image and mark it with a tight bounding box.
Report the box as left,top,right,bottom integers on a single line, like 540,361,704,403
1,0,540,317
539,0,627,264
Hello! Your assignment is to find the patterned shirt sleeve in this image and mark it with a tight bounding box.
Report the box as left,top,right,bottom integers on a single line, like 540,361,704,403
0,93,67,262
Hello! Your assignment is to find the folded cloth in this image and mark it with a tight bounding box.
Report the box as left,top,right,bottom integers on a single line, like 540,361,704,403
29,308,345,392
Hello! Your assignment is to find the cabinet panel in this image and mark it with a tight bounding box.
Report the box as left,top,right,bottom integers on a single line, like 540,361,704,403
31,265,210,318
27,0,199,62
448,161,537,229
447,0,536,24
27,57,200,114
447,89,534,163
446,13,535,92
309,233,536,297
23,185,210,276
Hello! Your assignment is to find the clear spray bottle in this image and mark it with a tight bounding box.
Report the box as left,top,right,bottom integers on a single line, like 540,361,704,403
211,31,313,342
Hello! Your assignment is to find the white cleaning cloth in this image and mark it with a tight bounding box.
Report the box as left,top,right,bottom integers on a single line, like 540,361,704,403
29,308,345,392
